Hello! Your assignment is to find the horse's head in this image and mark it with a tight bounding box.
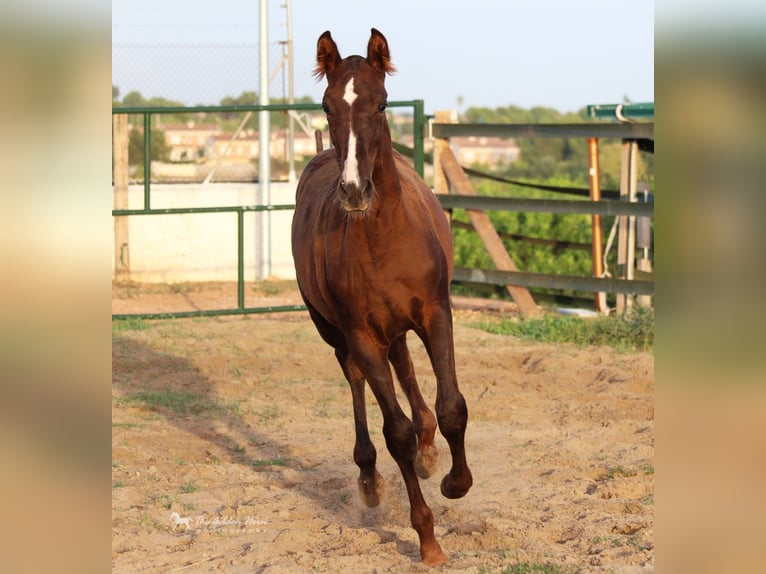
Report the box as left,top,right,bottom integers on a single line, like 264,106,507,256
314,28,395,214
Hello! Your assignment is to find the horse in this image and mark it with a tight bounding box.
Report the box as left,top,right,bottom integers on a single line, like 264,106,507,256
291,28,472,566
170,512,191,531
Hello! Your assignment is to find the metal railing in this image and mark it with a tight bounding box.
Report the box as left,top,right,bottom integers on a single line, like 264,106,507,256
432,119,654,311
112,101,426,320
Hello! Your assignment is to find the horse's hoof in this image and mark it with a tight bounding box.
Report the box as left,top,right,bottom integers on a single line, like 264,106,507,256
440,470,472,499
420,543,447,567
414,444,439,479
357,470,384,508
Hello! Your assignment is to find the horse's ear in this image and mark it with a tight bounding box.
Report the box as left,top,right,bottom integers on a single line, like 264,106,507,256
315,31,342,81
367,28,396,76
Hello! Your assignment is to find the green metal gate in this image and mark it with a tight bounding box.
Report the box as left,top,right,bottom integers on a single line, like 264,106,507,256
112,101,426,320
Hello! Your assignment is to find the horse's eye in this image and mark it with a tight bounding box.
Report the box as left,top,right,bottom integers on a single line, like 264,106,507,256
322,103,330,115
378,102,387,113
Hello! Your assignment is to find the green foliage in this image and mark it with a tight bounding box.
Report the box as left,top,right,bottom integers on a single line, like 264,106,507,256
465,105,589,184
477,307,654,352
113,88,317,133
128,126,169,167
451,104,654,299
180,481,200,493
462,104,653,192
121,90,185,108
452,178,597,297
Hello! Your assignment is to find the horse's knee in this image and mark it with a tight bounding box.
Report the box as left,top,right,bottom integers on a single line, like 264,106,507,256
436,393,468,438
383,416,417,462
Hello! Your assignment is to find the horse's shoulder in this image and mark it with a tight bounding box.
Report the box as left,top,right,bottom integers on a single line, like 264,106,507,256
296,149,338,203
301,149,337,181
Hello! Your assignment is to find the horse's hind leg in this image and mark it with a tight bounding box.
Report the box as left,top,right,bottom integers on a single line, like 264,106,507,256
389,334,439,479
336,351,384,507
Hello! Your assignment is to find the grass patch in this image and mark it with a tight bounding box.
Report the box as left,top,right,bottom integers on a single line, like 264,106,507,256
112,317,150,332
149,493,176,509
477,307,653,352
246,457,290,468
119,388,241,417
180,481,200,494
601,465,634,480
501,563,577,574
112,422,143,429
255,404,282,422
252,279,297,296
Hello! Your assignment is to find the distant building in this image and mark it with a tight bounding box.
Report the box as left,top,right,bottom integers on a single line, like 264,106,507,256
292,131,318,158
451,136,520,167
203,133,260,163
162,123,222,162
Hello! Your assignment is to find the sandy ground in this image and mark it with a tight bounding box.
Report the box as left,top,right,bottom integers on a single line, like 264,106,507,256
112,282,654,573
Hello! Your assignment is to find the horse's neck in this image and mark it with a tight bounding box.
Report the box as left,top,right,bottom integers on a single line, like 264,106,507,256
372,127,403,201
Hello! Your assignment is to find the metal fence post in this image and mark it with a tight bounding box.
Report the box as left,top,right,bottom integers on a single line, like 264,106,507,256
412,99,425,178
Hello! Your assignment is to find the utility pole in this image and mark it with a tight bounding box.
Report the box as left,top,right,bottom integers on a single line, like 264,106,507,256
285,0,296,182
258,0,271,279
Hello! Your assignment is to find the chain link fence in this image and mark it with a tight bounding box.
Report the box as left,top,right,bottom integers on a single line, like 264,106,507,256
112,43,296,105
113,42,326,183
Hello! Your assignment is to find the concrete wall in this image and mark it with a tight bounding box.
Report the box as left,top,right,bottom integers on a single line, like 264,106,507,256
113,182,297,282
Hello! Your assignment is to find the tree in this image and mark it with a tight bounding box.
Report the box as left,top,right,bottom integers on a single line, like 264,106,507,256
129,127,169,168
121,90,146,107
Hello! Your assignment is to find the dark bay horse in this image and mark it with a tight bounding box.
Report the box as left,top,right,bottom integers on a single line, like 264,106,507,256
291,28,472,566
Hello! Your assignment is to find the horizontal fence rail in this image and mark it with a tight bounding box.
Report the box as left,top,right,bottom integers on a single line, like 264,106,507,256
453,267,654,296
432,122,654,141
111,305,306,321
436,195,653,217
586,102,654,121
112,204,295,217
111,204,304,319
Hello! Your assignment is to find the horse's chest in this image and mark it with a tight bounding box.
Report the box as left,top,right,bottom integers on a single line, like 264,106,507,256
325,253,433,331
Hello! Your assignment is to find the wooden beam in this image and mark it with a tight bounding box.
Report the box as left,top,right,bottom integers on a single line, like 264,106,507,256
440,146,541,319
113,114,130,278
433,110,456,228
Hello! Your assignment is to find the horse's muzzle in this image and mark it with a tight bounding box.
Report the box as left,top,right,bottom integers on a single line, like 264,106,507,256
337,179,373,213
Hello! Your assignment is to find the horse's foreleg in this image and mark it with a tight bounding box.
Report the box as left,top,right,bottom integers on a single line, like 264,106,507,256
389,335,439,479
337,351,383,507
422,304,473,500
351,338,446,566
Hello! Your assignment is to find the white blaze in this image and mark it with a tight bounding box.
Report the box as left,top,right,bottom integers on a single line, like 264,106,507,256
342,77,360,186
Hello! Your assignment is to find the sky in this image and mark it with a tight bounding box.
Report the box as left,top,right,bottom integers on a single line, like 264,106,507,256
113,0,655,114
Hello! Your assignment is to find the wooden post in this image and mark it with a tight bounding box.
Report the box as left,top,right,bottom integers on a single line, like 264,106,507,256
626,141,638,309
433,111,454,195
636,182,653,308
440,146,541,319
113,114,130,279
616,140,638,314
587,137,606,313
433,110,455,224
